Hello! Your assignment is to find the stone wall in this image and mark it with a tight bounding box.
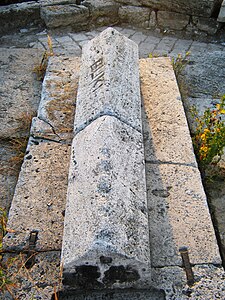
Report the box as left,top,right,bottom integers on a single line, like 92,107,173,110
0,0,224,35
115,0,223,17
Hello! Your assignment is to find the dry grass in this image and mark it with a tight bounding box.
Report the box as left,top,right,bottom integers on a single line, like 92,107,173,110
33,35,54,81
8,111,34,170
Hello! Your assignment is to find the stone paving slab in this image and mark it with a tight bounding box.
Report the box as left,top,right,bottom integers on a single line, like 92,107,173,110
152,264,225,299
154,36,178,53
146,163,221,267
181,51,225,98
28,26,225,62
140,58,197,166
0,48,41,138
3,142,70,251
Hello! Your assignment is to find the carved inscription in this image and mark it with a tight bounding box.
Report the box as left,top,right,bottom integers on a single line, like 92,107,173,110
90,58,105,92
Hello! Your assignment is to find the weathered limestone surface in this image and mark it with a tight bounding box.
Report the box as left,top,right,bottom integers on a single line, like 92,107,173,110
140,58,221,267
146,163,221,267
218,0,225,22
3,142,70,251
114,0,221,17
0,1,42,34
181,51,225,98
140,58,197,166
0,143,18,212
192,16,219,35
118,6,150,28
0,49,41,138
0,48,42,213
74,27,142,133
1,251,61,300
88,0,120,26
157,11,190,31
62,28,150,289
32,56,80,142
62,116,150,288
40,4,89,28
152,264,225,299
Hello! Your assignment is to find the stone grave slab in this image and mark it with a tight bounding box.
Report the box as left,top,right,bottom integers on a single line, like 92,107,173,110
61,28,150,289
74,27,142,133
62,116,150,289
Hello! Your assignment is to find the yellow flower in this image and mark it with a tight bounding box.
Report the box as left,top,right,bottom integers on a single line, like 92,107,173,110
201,133,206,141
200,145,208,154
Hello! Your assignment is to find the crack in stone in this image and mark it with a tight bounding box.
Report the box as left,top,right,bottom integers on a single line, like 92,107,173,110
145,160,197,168
75,112,142,136
36,116,62,140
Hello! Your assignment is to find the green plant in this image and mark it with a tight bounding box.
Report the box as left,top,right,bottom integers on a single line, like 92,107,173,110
148,52,160,58
33,35,54,81
172,51,190,77
191,95,225,169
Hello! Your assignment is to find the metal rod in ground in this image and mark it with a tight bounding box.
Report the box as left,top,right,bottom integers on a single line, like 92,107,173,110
179,246,195,286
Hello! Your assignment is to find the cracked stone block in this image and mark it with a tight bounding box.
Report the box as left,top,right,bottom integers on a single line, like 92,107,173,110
140,58,197,166
74,27,142,133
146,163,221,267
62,116,150,289
118,6,150,28
157,11,190,31
3,142,70,252
36,56,80,142
40,4,89,29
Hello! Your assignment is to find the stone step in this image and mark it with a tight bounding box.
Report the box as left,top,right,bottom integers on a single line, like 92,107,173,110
3,28,222,298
